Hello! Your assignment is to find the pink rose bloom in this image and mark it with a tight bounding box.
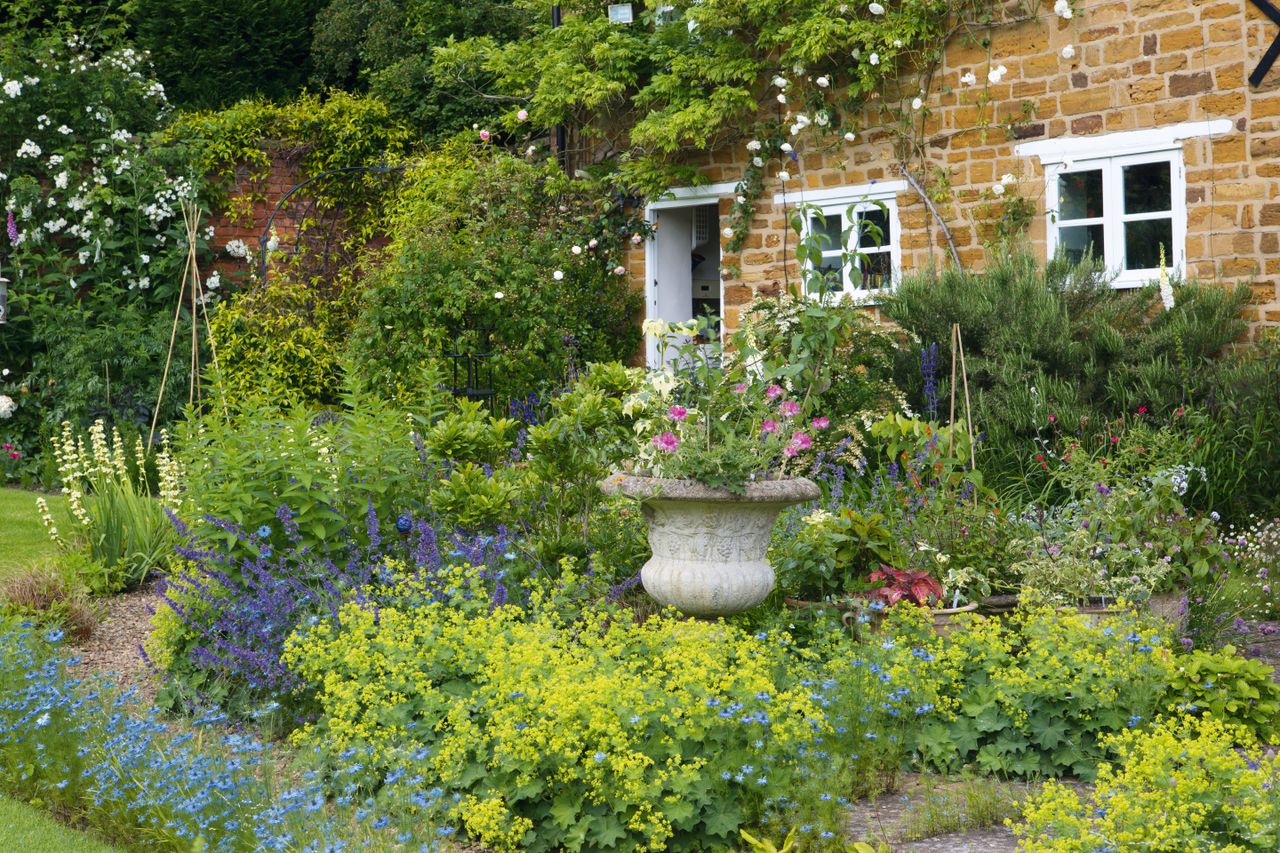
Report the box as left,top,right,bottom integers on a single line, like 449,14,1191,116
732,383,748,394
668,405,688,421
765,384,784,399
812,416,830,430
760,419,779,434
652,431,680,452
1048,414,1056,423
779,400,801,418
517,109,529,121
479,129,491,142
791,431,812,450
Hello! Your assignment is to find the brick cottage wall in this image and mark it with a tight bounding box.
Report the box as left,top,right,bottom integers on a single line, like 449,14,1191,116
624,0,1280,339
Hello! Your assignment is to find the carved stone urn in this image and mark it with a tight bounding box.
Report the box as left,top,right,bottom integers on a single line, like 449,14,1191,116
600,474,821,617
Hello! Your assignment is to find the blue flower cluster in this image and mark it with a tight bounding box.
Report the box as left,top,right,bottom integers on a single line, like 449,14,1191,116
0,620,463,851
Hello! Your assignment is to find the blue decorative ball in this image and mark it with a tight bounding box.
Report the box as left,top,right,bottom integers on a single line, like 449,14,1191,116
395,515,413,534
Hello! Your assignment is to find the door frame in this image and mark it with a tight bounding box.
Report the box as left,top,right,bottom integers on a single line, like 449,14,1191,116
644,181,738,366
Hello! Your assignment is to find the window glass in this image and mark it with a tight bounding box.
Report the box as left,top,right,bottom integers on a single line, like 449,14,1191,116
860,251,892,290
810,213,843,251
1058,223,1105,264
1123,161,1172,215
857,207,891,247
1058,170,1104,220
1124,218,1173,270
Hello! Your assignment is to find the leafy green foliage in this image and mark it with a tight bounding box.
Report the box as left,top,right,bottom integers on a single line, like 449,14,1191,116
437,0,992,194
131,0,327,108
883,250,1258,516
350,141,643,405
0,1,134,51
310,0,531,139
1164,646,1280,744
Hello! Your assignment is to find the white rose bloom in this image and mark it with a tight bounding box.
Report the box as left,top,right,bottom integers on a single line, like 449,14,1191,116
553,270,564,280
16,139,40,158
54,171,68,189
911,96,923,110
1000,173,1016,185
991,183,1006,196
1061,45,1076,60
3,81,21,98
571,245,582,255
868,1,885,14
816,76,830,88
772,76,788,88
613,265,627,276
752,156,764,167
844,131,856,142
722,227,734,238
494,291,505,300
777,93,787,104
778,170,791,182
0,395,15,419
58,124,73,135
869,53,880,65
960,71,977,86
780,142,794,153
746,140,762,151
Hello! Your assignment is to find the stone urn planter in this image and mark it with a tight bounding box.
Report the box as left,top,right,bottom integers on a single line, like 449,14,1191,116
601,474,820,617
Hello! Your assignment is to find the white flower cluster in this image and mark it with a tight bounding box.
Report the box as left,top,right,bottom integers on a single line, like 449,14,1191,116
224,239,250,259
1053,0,1073,20
0,394,15,419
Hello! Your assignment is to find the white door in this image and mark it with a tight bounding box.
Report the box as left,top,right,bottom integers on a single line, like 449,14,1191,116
648,206,696,366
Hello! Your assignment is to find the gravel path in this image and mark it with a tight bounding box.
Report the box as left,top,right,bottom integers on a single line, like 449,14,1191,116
67,579,164,705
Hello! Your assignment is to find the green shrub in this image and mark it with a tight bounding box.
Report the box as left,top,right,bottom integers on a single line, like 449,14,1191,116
882,250,1258,516
209,273,360,408
132,0,327,108
1015,715,1280,852
310,0,531,139
349,141,644,405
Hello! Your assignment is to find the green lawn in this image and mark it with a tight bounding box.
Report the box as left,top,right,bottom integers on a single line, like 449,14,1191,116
0,488,65,580
0,795,122,852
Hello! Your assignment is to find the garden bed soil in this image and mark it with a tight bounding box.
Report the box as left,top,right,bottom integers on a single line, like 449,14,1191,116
67,579,163,706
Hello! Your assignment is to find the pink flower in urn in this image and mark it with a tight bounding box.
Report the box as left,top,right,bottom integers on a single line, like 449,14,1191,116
732,383,748,394
778,400,801,418
652,431,680,452
783,444,799,457
760,419,779,434
811,416,830,430
790,431,812,450
479,129,491,142
668,405,688,421
765,384,784,399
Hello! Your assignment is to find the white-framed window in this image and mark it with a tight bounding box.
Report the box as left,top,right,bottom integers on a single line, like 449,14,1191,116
773,181,905,300
1017,120,1232,289
1046,152,1184,288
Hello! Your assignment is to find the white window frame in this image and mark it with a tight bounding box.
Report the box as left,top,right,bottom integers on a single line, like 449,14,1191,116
1017,120,1232,289
773,181,906,301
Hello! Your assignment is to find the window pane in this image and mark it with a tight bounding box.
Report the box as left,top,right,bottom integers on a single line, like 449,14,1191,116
812,254,844,294
1123,161,1172,215
859,250,892,291
1058,170,1104,220
1124,218,1173,270
1058,223,1104,264
856,207,891,248
810,213,843,251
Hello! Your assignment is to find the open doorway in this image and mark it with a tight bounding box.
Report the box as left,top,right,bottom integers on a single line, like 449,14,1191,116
646,200,723,366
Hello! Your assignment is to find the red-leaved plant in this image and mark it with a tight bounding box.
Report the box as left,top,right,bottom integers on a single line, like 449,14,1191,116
868,565,944,607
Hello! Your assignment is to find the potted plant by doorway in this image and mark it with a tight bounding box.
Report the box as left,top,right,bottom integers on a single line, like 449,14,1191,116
601,317,822,616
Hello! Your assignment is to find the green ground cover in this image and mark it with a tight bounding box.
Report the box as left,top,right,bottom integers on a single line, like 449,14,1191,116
0,794,122,853
0,488,64,580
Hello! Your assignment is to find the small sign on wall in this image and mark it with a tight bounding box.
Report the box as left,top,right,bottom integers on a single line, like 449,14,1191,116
607,3,634,24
